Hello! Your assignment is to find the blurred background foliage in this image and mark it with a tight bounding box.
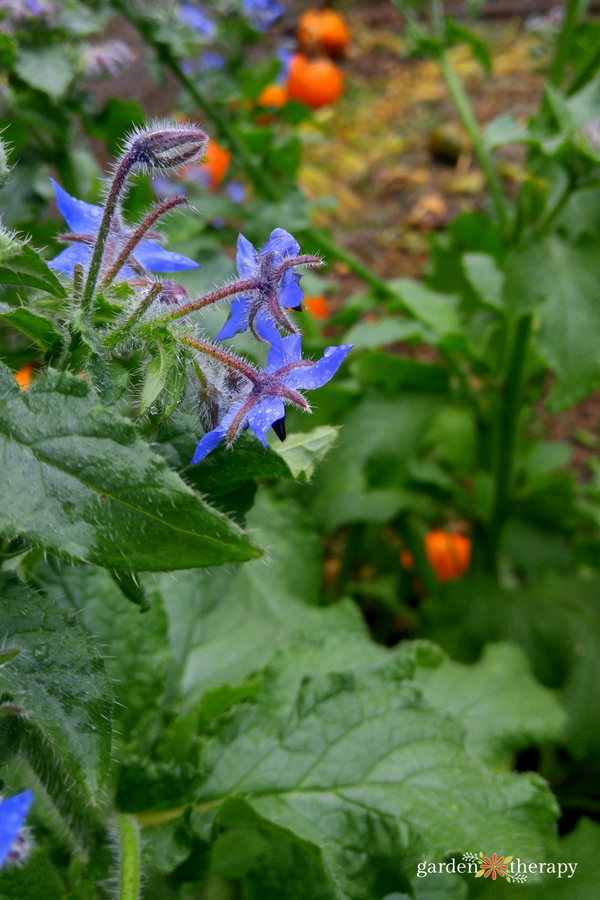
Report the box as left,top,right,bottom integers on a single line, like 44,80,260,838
4,0,600,897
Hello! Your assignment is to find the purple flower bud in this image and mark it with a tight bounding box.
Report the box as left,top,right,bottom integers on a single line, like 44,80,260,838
125,122,208,173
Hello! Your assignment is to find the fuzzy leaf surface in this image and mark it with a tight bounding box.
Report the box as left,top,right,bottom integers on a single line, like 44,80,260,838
0,364,262,570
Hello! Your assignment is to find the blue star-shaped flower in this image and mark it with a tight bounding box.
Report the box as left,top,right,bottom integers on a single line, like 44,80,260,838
191,318,352,463
242,0,284,32
0,791,33,868
49,180,199,278
217,229,309,340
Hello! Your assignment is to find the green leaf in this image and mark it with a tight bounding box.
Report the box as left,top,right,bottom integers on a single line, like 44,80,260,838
415,643,567,766
157,489,368,709
422,574,600,760
0,245,66,297
446,21,492,75
0,364,262,570
344,316,435,350
273,426,339,482
192,650,557,900
141,820,194,875
36,561,169,741
0,573,112,818
511,818,600,899
484,114,534,150
388,278,461,337
504,237,600,408
15,46,75,99
0,304,64,356
139,340,178,415
461,253,504,309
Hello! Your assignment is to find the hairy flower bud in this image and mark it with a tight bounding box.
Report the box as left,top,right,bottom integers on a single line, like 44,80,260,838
126,123,208,173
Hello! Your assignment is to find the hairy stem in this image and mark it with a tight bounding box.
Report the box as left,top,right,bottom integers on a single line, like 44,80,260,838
115,814,141,900
176,333,259,381
155,278,261,322
81,149,136,311
437,52,507,231
101,195,188,288
485,313,533,573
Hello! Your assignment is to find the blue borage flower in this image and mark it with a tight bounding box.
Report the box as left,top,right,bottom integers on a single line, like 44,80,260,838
179,2,216,37
49,179,199,278
217,228,320,340
191,318,352,463
0,791,33,869
242,0,284,32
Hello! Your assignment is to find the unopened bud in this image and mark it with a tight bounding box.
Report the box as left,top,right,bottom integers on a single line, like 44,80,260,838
126,123,208,173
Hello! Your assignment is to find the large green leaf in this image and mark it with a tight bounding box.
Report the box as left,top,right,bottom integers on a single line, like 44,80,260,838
504,238,600,409
191,651,558,900
0,245,66,297
157,490,366,709
421,574,600,760
0,574,112,821
14,46,75,100
0,304,64,354
511,818,600,899
0,363,262,570
273,426,339,481
415,643,566,767
37,561,169,741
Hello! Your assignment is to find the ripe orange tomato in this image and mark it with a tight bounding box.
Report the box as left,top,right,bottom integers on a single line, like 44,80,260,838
14,364,32,390
304,294,329,319
424,531,471,582
257,83,288,109
287,54,344,109
297,8,350,58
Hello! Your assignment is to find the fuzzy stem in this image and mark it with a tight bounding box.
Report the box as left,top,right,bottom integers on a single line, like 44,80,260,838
176,333,259,381
101,195,188,288
115,814,141,900
437,52,507,231
104,284,162,349
154,278,261,323
81,149,136,311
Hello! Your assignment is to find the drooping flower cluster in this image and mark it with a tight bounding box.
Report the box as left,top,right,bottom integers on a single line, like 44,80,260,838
49,123,351,464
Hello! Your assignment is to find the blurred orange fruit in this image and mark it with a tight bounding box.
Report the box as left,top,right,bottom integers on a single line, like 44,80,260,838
424,530,471,582
297,8,350,58
14,364,32,390
287,53,344,109
179,139,231,190
400,549,414,570
257,83,288,108
304,294,329,319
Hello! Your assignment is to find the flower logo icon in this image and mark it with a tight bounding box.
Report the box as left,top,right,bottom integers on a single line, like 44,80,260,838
475,852,513,881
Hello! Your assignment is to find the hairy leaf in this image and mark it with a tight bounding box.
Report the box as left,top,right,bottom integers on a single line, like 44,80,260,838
0,364,262,570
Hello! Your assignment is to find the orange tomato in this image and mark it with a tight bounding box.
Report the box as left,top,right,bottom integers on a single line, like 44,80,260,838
424,531,471,582
304,294,329,319
14,364,32,390
287,53,344,109
400,549,414,570
257,83,288,108
178,139,231,190
297,8,350,58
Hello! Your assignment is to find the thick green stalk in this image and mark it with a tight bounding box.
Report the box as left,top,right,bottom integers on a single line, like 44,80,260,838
549,0,590,88
485,313,533,573
115,814,141,900
437,52,507,231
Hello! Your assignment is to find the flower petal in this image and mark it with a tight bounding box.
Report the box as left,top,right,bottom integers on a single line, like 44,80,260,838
134,240,199,273
49,243,92,276
50,179,103,233
281,333,302,365
284,344,352,390
0,791,33,868
262,227,300,261
236,233,258,278
278,270,303,308
247,396,286,447
191,425,227,464
216,296,249,340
